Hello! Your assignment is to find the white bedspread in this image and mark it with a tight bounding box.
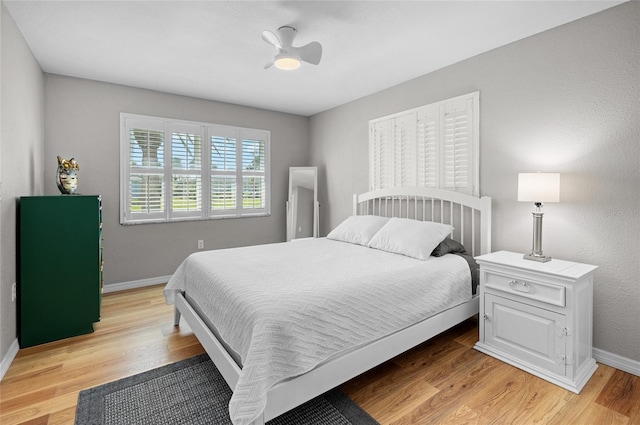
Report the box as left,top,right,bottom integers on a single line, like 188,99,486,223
164,238,472,425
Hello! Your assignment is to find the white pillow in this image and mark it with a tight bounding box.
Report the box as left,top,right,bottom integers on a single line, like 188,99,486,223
327,215,390,246
367,217,453,260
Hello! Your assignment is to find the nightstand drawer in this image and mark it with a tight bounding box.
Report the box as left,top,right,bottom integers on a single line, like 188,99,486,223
484,270,566,307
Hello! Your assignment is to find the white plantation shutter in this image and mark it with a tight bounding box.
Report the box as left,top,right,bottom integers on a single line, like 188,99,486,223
208,125,270,217
209,125,239,216
370,120,391,189
442,97,474,192
172,176,202,211
369,92,478,196
241,136,268,212
211,133,237,212
416,106,439,188
392,113,416,188
171,124,204,219
121,114,270,224
124,118,166,222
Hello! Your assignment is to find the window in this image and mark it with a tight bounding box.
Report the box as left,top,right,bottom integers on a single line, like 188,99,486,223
121,113,270,224
369,92,479,196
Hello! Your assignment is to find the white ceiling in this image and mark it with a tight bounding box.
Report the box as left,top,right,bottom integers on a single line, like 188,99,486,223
4,1,624,116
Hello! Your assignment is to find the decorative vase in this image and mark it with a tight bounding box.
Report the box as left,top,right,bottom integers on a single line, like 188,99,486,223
56,156,79,195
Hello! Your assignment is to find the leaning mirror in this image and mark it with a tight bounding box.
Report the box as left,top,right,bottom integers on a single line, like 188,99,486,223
287,167,319,241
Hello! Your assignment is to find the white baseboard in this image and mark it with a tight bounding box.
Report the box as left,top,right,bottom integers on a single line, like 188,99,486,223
593,347,640,377
0,338,19,381
102,275,172,294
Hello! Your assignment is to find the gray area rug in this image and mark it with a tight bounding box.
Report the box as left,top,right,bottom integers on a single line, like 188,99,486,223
75,353,379,425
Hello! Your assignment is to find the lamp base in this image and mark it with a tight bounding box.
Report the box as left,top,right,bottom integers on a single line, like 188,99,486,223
524,253,552,263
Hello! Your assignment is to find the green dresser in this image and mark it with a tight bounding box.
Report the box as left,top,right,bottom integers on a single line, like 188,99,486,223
19,195,103,347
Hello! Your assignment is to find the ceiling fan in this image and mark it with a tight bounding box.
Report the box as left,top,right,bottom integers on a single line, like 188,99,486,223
262,26,322,70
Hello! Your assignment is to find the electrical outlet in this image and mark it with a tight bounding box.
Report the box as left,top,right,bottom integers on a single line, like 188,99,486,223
11,282,16,302
197,240,204,249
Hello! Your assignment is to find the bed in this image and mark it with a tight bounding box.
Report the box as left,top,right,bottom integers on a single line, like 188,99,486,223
164,187,491,425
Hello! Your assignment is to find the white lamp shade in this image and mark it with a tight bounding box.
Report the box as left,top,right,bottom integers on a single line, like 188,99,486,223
518,173,560,203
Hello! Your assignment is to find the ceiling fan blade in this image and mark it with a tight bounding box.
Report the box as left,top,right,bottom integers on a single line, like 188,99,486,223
296,42,322,65
261,30,282,50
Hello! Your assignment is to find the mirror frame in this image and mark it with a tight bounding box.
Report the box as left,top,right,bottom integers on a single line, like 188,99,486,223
286,167,319,241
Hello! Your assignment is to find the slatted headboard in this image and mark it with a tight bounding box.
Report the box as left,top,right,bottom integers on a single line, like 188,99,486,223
353,188,491,257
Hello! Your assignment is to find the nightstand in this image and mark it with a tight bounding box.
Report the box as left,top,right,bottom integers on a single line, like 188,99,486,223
474,251,598,393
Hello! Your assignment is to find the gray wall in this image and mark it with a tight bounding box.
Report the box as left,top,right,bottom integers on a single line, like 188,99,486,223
0,3,45,364
310,2,640,362
44,75,310,286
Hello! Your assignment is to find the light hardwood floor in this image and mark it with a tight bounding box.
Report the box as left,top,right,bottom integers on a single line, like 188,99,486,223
1,285,638,425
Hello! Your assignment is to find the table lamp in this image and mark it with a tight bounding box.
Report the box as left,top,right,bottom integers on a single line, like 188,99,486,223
518,172,560,262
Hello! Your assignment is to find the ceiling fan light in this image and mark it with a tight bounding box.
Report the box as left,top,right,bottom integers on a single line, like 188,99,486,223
274,54,301,70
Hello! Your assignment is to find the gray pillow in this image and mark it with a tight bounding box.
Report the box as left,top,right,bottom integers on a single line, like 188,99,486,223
431,237,466,257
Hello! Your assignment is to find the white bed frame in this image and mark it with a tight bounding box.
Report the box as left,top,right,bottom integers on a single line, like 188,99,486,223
173,187,491,424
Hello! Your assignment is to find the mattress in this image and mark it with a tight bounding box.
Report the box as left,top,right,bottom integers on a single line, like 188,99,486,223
164,237,473,425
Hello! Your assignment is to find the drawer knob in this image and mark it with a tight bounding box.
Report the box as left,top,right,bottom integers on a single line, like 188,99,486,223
509,280,531,293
